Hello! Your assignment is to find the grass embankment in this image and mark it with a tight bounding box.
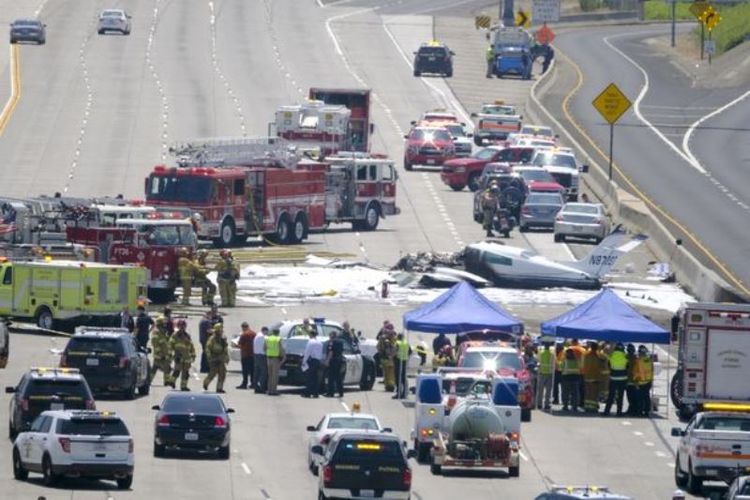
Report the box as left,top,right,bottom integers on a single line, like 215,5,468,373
643,0,693,20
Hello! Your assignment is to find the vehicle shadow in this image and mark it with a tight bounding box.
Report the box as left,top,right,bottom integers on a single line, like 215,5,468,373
156,449,227,461
437,469,514,479
23,476,122,491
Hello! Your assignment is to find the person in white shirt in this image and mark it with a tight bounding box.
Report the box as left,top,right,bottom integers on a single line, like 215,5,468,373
301,329,324,398
253,327,268,393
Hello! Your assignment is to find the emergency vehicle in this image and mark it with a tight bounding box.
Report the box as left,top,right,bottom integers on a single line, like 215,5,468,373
308,88,374,153
470,101,522,146
0,317,8,369
671,303,750,420
65,218,197,303
275,100,352,157
0,259,147,330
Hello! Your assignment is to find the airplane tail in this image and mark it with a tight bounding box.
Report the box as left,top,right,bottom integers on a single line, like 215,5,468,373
569,227,647,279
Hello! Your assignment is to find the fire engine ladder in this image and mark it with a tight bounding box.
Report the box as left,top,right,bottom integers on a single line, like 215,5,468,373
168,137,298,168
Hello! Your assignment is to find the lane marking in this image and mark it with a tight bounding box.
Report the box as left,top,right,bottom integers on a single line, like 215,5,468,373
241,462,252,475
0,45,21,136
519,451,529,462
340,401,350,412
621,420,632,426
644,441,655,447
542,42,750,296
146,0,170,161
633,431,644,436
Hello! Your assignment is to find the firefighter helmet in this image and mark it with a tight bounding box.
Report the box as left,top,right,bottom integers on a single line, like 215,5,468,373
176,319,187,329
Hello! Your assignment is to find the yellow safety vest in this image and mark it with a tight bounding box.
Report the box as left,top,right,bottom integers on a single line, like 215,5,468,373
396,340,410,362
561,357,579,375
538,349,554,375
635,357,653,385
609,351,628,381
266,336,281,358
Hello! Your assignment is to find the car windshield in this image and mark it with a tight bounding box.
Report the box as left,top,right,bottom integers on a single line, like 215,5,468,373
67,338,123,354
520,170,553,182
102,11,124,17
564,204,599,215
533,153,576,169
29,380,88,398
522,127,553,137
147,175,212,203
14,20,40,27
481,105,515,116
527,193,562,205
419,47,447,56
58,418,129,436
473,148,497,160
162,395,224,414
327,417,380,431
411,129,451,142
697,417,750,431
461,351,522,371
334,439,403,462
445,124,465,137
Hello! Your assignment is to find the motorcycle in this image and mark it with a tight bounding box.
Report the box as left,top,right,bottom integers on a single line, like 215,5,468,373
492,207,516,238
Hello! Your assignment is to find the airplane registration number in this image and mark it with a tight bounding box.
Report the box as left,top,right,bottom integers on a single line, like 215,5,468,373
589,255,617,266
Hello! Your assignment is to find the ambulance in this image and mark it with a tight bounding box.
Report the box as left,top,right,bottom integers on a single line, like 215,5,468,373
0,259,147,330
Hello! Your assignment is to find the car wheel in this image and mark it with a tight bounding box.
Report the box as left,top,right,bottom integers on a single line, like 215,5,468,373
9,419,17,440
359,361,376,391
154,440,165,457
404,158,413,171
218,444,230,459
413,70,421,77
594,236,603,244
449,184,465,192
446,70,453,77
361,204,380,231
509,465,520,477
117,475,133,489
467,173,481,192
139,375,151,396
124,29,131,35
674,456,687,488
318,491,327,500
430,461,442,475
519,224,527,233
13,448,28,481
686,459,703,494
503,229,511,238
98,29,104,35
309,458,318,476
473,136,483,146
125,377,137,400
39,38,45,45
521,408,532,422
42,454,58,486
10,38,16,44
553,234,563,243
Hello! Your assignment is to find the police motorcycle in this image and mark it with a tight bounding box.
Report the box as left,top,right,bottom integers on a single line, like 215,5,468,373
491,186,523,238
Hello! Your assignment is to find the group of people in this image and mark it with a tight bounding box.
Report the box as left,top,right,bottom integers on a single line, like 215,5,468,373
176,248,239,307
375,321,413,400
533,340,655,417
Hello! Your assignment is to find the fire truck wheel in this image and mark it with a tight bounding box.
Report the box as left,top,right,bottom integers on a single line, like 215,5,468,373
216,219,236,248
35,307,55,331
290,214,307,244
275,215,292,245
361,204,380,231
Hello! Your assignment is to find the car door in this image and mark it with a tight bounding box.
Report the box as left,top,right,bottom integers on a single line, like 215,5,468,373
341,338,362,384
26,415,50,465
127,337,148,385
681,416,697,467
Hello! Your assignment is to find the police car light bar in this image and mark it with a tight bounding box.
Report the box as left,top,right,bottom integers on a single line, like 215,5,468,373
703,402,750,412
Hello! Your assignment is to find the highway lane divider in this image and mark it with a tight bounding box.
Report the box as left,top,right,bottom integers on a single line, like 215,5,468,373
0,45,21,137
527,39,748,301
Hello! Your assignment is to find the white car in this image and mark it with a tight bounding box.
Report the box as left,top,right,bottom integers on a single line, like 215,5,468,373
306,411,384,474
531,149,587,201
554,202,610,243
97,9,131,35
520,124,555,139
12,410,134,489
443,123,473,157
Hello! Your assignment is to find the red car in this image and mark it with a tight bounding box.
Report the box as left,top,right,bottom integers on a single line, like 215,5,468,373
403,127,455,171
514,166,564,195
455,341,534,422
441,146,535,192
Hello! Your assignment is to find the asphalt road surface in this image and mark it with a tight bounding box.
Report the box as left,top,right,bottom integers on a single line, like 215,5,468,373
0,1,708,499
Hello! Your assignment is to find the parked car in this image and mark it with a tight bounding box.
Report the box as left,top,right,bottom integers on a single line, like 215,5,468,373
306,411,384,474
7,367,95,439
12,410,133,489
726,474,750,499
413,41,453,77
60,327,151,399
441,146,534,192
152,392,234,458
443,123,473,157
97,9,131,35
9,19,46,45
553,203,610,243
513,166,565,194
519,192,564,232
404,127,455,171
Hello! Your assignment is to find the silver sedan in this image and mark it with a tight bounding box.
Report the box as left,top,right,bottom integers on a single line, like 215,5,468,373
97,9,131,35
519,191,564,231
554,202,610,243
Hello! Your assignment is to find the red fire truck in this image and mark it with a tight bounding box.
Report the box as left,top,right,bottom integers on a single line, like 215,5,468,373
308,88,374,152
66,218,197,303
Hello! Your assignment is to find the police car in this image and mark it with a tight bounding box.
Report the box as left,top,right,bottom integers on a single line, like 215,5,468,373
312,431,415,500
413,41,454,77
12,410,134,489
306,405,385,474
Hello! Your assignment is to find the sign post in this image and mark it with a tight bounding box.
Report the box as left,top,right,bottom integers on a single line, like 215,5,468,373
592,83,632,181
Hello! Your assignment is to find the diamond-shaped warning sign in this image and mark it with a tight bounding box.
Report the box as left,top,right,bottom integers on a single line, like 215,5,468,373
592,83,632,125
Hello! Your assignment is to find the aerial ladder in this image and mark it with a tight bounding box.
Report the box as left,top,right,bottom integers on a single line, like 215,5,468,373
168,137,299,168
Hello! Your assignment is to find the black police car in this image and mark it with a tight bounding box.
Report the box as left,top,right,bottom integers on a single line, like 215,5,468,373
60,327,151,399
413,41,454,77
314,431,415,499
6,367,95,439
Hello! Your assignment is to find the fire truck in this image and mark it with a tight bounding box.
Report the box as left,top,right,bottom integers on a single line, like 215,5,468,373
274,100,351,157
65,218,197,303
308,88,374,152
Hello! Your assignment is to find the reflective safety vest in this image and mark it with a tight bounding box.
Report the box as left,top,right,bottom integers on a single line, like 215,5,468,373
561,357,579,375
396,340,410,362
634,356,653,385
486,46,494,62
538,349,555,375
609,351,628,381
266,336,281,358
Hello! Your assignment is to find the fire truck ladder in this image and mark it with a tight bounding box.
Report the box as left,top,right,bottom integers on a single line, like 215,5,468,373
168,137,298,168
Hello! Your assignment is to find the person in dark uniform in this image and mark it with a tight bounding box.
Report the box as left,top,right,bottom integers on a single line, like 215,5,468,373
134,305,154,350
326,331,345,398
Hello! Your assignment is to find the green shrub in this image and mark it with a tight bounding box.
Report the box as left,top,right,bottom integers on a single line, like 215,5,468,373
643,1,693,21
579,0,603,12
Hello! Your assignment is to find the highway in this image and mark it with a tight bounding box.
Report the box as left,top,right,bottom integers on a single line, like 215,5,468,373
0,1,711,499
551,25,750,297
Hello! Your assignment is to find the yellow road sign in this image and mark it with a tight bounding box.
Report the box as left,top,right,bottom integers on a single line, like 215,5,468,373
704,10,721,31
475,15,491,29
592,83,632,125
689,1,710,20
515,9,531,29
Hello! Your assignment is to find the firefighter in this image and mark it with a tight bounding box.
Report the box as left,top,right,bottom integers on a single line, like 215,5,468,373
603,343,628,416
170,319,196,391
377,325,397,392
177,247,195,306
481,182,500,237
625,343,638,415
203,323,229,393
582,342,604,413
150,317,175,388
194,249,217,306
432,345,455,370
633,345,654,417
215,250,239,307
485,45,495,78
598,343,611,403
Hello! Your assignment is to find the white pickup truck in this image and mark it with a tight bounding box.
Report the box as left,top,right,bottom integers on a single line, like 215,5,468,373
672,411,750,494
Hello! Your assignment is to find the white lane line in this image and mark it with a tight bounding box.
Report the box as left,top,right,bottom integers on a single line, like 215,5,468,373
655,451,668,458
644,441,655,447
340,401,350,412
621,420,632,426
519,451,529,462
33,0,50,17
241,462,252,475
146,0,169,161
632,431,644,436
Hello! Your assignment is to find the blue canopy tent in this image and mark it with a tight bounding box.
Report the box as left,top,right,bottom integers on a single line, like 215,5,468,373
541,288,670,344
403,281,523,335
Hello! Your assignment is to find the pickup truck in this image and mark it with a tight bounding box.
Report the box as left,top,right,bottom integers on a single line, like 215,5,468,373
441,146,534,192
470,102,522,146
672,411,750,494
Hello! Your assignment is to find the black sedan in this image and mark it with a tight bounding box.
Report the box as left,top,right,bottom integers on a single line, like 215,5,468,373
10,19,46,45
152,393,234,459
